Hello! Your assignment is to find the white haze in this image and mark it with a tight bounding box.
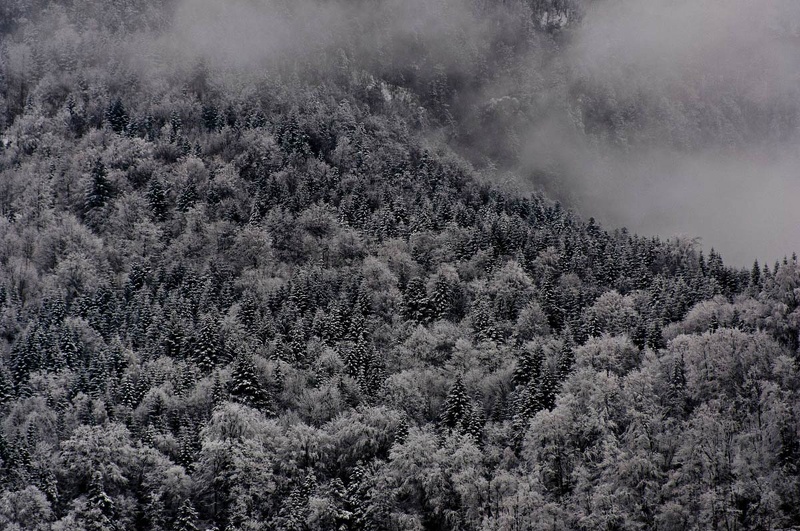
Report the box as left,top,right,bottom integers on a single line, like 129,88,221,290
528,0,800,266
161,0,800,266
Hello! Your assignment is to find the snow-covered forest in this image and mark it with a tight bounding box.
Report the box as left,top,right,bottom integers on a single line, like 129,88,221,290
1,1,799,529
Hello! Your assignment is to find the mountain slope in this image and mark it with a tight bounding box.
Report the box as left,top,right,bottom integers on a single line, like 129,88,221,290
1,2,799,530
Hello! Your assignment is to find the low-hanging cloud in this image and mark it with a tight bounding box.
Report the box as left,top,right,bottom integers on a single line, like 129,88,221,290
517,0,800,266
158,0,800,266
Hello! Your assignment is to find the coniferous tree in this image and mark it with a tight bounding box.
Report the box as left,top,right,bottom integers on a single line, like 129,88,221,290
105,98,129,133
472,298,501,342
86,160,111,208
430,275,454,321
403,277,429,323
194,317,222,373
177,180,198,212
512,346,543,388
173,499,199,531
440,378,474,435
147,179,168,221
1,6,797,527
511,380,544,445
557,337,575,379
666,355,688,418
143,491,168,531
229,354,272,414
0,365,14,407
211,371,226,409
85,471,115,531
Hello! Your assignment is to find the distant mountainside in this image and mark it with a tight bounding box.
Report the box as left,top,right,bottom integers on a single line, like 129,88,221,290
1,2,799,530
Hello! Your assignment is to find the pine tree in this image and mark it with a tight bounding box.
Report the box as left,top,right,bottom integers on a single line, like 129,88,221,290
646,321,666,350
557,337,575,379
177,180,198,212
749,260,761,291
147,179,168,221
178,419,199,471
0,437,15,486
173,499,199,531
288,279,311,314
666,355,687,418
631,321,648,351
324,303,346,344
539,367,558,410
11,328,40,395
541,272,563,331
393,417,409,446
511,382,544,446
201,104,219,132
163,320,185,359
86,471,115,531
84,159,112,215
472,298,501,342
194,317,221,373
229,354,272,414
463,408,484,442
512,346,543,388
778,417,799,474
344,462,372,530
239,294,259,331
143,491,167,531
429,275,453,321
0,364,14,407
403,277,430,323
347,311,366,341
105,98,129,133
440,377,473,432
119,375,136,409
279,472,317,531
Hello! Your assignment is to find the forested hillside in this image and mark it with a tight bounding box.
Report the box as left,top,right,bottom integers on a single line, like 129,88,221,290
1,1,800,530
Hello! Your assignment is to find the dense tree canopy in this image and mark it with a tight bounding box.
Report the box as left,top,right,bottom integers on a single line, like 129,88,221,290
1,1,799,530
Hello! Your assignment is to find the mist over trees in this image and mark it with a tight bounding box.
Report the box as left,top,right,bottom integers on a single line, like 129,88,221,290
1,1,800,530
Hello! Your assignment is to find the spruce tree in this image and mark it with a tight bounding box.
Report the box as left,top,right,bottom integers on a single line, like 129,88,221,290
646,321,666,350
143,491,167,531
207,369,223,404
84,159,112,216
440,377,473,433
177,180,198,212
194,317,221,373
229,354,272,414
557,338,575,379
511,382,544,447
666,356,688,418
86,471,115,531
0,364,14,407
472,298,501,343
105,98,129,133
147,179,168,221
173,499,199,531
512,346,543,388
403,277,429,323
539,367,558,410
430,275,453,321
344,462,372,530
178,419,199,471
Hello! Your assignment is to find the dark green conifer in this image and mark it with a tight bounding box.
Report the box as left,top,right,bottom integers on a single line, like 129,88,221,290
86,471,115,531
84,159,112,215
229,354,273,414
105,98,129,133
194,317,221,373
403,277,430,323
440,377,473,433
147,179,168,221
173,499,199,531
